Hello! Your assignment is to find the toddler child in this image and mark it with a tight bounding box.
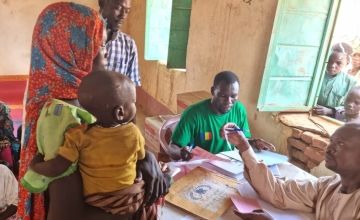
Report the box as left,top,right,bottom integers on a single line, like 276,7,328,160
30,70,146,215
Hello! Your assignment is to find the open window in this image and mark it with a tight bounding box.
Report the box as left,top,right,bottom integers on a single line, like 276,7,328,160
144,0,192,69
330,0,360,80
257,0,340,111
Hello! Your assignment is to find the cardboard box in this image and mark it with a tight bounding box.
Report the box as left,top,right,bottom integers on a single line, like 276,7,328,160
144,115,176,158
177,91,211,113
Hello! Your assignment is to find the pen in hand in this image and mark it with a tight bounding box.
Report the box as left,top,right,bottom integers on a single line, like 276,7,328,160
186,144,195,153
181,144,194,161
225,127,242,132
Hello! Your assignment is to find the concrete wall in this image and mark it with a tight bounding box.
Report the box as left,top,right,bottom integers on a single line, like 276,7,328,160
128,0,292,154
0,0,293,154
0,0,98,74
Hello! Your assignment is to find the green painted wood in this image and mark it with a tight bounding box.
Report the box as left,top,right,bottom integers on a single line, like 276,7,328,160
257,0,340,111
167,0,192,69
144,0,172,61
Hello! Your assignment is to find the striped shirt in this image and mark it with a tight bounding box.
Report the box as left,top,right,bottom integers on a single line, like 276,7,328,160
105,31,141,86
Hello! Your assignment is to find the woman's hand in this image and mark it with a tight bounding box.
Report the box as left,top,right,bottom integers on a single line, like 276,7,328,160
221,123,250,153
137,151,169,205
234,209,273,220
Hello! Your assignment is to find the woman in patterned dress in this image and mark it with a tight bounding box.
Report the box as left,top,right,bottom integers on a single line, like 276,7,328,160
17,3,104,219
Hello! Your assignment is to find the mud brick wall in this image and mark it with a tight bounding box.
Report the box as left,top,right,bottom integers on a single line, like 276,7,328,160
287,129,329,172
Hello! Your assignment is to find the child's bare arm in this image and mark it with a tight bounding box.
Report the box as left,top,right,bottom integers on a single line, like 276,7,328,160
30,154,72,177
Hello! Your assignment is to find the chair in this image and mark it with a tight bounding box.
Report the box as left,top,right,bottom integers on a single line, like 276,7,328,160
158,114,181,161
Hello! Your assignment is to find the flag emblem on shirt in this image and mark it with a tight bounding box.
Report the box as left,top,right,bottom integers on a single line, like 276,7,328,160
200,132,212,141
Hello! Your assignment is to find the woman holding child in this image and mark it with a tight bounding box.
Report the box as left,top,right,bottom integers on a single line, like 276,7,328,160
17,3,167,220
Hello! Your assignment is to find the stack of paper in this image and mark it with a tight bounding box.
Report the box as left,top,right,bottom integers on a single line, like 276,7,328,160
203,160,244,179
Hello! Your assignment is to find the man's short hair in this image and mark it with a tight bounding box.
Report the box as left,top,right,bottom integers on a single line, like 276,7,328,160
213,71,239,87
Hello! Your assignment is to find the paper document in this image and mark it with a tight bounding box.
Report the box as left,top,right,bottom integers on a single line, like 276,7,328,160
207,160,244,175
268,165,281,177
220,150,243,161
231,194,261,213
238,180,313,220
166,167,239,220
256,150,288,166
191,147,229,161
220,150,288,166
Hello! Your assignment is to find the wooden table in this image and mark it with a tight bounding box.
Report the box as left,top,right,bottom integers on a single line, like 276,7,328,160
159,158,316,220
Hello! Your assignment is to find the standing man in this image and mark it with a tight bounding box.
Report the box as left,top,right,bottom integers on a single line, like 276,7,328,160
167,71,275,160
99,0,141,86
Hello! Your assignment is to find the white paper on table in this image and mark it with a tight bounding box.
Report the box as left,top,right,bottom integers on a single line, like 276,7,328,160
268,165,281,177
200,160,245,180
167,159,208,167
220,149,243,161
220,150,288,166
207,160,244,175
255,150,288,166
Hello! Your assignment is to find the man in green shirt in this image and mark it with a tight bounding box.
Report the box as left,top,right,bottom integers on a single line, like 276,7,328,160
168,71,274,160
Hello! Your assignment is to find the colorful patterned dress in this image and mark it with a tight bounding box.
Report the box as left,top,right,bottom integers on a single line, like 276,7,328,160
17,3,104,219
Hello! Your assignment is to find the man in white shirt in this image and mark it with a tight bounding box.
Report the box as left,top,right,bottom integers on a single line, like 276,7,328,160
0,164,18,220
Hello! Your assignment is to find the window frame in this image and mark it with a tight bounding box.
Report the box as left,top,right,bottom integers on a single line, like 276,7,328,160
257,0,340,112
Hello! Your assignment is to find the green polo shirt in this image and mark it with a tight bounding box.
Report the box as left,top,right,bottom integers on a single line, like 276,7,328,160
171,99,251,154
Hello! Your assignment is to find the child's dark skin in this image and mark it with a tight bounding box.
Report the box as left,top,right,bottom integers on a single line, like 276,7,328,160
31,70,136,177
313,52,349,116
344,86,360,123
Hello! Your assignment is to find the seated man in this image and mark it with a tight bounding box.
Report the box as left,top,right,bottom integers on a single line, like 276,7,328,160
313,51,356,117
167,71,274,160
222,122,360,220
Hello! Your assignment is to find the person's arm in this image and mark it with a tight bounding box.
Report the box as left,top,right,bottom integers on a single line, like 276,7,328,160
223,122,275,151
168,110,195,161
30,128,80,177
241,148,318,212
248,138,275,151
313,105,336,116
0,204,17,220
167,142,182,160
236,103,275,151
30,154,72,177
136,151,169,205
222,123,319,212
166,142,193,161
